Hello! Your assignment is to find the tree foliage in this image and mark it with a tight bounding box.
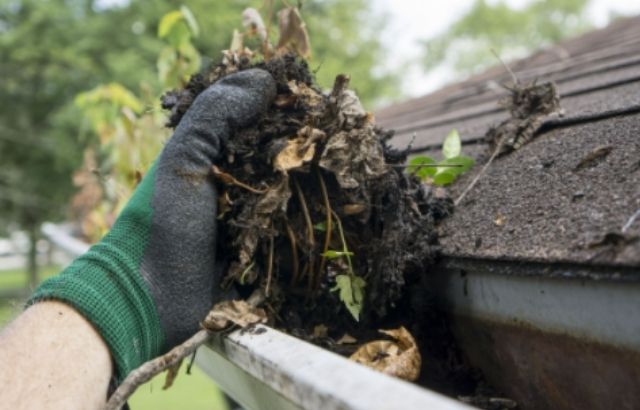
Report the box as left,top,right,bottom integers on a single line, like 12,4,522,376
422,0,592,75
0,0,395,240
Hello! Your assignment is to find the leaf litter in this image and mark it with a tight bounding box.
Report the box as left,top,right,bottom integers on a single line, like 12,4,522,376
155,5,541,408
162,50,451,379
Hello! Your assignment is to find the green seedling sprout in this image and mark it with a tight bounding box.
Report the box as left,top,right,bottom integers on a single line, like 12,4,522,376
407,129,475,186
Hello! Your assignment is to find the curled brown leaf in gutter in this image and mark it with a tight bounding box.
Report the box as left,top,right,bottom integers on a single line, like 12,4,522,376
349,326,421,382
202,300,268,331
276,7,311,58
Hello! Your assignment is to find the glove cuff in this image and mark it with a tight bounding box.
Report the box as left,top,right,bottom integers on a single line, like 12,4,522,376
28,163,164,383
28,241,164,383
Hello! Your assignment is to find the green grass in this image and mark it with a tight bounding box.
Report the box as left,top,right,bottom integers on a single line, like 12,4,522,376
0,264,59,289
0,265,60,326
129,366,229,410
0,266,229,410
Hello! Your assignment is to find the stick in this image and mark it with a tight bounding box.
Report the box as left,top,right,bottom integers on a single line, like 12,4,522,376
491,48,519,85
622,209,640,233
103,330,211,410
265,231,275,296
286,222,301,286
315,170,333,292
293,176,315,289
211,165,267,194
454,136,505,207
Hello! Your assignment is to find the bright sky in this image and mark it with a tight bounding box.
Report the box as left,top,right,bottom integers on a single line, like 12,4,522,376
371,0,640,96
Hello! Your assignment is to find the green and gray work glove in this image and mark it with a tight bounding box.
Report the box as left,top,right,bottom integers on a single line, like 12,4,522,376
29,69,276,382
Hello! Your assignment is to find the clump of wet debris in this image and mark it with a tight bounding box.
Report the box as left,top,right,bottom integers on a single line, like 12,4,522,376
158,7,565,409
163,51,450,336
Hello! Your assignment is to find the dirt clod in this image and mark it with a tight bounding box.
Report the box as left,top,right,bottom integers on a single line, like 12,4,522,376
163,54,451,330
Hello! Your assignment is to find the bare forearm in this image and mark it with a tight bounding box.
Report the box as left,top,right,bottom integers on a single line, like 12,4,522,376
0,301,112,410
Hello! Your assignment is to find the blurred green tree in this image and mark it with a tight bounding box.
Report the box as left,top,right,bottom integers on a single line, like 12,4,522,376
0,0,395,284
422,0,592,76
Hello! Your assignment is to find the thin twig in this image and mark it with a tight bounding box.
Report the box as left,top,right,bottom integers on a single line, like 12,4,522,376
331,210,353,275
454,136,505,207
211,165,267,194
491,48,519,85
315,170,333,292
622,209,640,233
392,164,462,168
293,176,315,289
265,230,275,296
103,330,211,410
286,222,301,286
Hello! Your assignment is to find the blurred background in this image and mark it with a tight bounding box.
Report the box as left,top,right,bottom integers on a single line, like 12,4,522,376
1,0,639,408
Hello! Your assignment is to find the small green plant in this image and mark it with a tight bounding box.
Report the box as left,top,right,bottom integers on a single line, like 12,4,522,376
407,129,475,186
320,213,366,321
157,6,201,89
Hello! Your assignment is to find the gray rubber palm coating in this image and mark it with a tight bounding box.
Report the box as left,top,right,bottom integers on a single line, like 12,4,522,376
140,69,276,348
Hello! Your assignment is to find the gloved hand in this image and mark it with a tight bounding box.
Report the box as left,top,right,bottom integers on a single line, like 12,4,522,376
29,69,276,382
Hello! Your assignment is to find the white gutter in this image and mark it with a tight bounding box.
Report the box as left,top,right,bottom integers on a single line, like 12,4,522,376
197,325,475,410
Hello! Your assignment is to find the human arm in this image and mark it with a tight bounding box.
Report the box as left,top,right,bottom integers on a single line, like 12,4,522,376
0,69,276,409
0,301,112,410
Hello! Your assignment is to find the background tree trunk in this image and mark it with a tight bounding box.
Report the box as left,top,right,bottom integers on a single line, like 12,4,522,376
27,223,39,290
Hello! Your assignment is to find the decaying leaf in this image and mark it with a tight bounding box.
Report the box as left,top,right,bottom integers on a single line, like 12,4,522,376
276,7,311,58
319,129,388,189
288,80,324,108
274,138,315,172
273,127,323,172
313,324,329,338
229,29,244,53
486,81,561,156
242,8,267,42
343,203,366,215
336,334,357,345
226,174,291,285
202,300,267,331
349,327,421,382
317,75,387,189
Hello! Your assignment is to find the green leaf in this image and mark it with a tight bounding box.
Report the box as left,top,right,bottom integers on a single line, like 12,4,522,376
314,222,327,231
179,5,200,38
166,22,191,49
158,11,183,39
438,155,475,177
331,274,366,321
442,129,461,159
433,170,457,186
407,156,437,179
322,250,354,259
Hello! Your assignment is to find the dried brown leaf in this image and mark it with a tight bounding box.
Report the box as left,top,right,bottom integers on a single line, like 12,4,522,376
288,80,323,107
349,326,421,381
319,128,388,189
343,204,366,215
313,324,329,338
336,334,357,345
229,29,244,53
202,300,267,331
242,8,267,42
274,138,316,172
276,7,311,59
273,126,325,173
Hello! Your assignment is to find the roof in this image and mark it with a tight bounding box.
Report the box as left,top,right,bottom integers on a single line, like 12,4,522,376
376,16,640,268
